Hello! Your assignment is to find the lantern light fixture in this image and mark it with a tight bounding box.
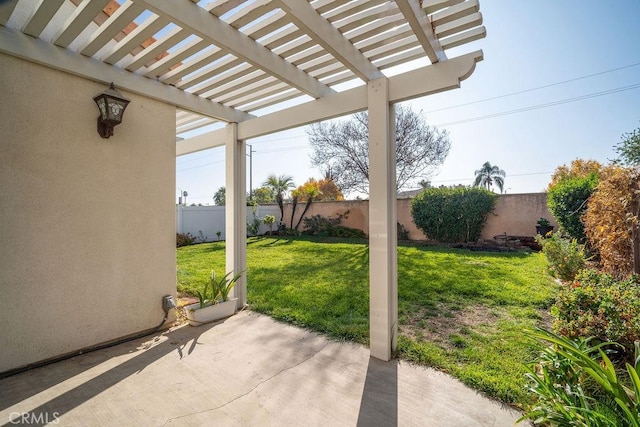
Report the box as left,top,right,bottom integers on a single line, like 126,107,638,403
93,82,130,139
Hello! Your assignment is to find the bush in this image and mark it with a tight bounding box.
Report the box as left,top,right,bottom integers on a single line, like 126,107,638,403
583,166,638,278
547,174,598,243
302,214,341,235
536,231,586,282
552,269,640,353
411,187,496,243
301,212,365,238
329,225,366,239
520,328,640,426
397,222,409,240
176,232,196,247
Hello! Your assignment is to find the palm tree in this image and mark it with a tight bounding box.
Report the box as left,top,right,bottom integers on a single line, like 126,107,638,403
263,174,295,225
473,162,506,193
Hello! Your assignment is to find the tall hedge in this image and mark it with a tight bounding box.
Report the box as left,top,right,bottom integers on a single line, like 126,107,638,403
583,166,637,277
547,174,598,243
411,187,496,243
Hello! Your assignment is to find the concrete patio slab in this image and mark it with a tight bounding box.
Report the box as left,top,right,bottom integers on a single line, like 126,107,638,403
0,311,522,426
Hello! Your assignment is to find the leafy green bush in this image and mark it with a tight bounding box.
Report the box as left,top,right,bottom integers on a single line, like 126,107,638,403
262,214,276,234
176,232,196,247
411,187,496,243
302,214,341,235
547,174,598,243
552,269,640,353
397,222,409,240
520,328,640,426
302,212,366,238
330,225,366,239
536,231,586,282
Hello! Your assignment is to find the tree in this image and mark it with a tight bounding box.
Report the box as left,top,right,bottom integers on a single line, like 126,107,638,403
252,186,275,204
290,183,321,230
213,186,225,205
548,159,601,189
614,125,640,165
473,162,506,193
307,105,450,195
547,159,601,243
547,175,598,243
583,166,639,277
316,177,344,201
418,179,431,189
263,174,295,224
295,177,344,202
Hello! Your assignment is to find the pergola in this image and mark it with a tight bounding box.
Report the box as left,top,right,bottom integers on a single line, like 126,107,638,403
0,0,484,361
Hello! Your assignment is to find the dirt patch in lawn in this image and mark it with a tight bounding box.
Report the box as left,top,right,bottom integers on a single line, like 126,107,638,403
400,303,553,350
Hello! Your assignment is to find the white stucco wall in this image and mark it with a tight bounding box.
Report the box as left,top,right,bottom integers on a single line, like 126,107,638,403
0,54,176,373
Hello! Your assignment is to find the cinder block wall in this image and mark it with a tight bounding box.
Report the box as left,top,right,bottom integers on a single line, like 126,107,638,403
0,55,176,373
282,193,555,241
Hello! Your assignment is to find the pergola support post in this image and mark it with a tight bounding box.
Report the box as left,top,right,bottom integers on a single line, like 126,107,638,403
225,122,247,308
368,77,397,361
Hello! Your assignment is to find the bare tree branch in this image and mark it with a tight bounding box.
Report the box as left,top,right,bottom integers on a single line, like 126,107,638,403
307,105,450,196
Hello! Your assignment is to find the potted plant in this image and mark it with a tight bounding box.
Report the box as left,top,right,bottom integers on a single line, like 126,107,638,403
185,270,243,326
535,217,554,237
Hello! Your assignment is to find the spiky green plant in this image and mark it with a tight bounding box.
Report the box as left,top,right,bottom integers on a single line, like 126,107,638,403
520,328,640,426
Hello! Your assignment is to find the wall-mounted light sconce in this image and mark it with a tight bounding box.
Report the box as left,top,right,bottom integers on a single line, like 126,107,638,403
93,82,130,139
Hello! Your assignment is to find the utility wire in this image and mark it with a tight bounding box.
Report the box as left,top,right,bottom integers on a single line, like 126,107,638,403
177,159,225,172
434,82,640,127
430,171,554,184
424,61,640,114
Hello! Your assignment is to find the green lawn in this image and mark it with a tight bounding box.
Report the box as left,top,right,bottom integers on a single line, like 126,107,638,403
177,236,557,407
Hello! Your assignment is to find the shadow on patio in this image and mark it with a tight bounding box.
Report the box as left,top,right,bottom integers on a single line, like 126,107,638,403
0,311,520,426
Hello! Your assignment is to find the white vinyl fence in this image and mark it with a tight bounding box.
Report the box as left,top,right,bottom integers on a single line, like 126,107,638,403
176,205,281,241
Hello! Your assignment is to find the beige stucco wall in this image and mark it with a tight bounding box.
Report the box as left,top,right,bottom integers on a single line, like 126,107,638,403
283,193,555,241
480,193,557,239
283,200,370,234
0,55,176,373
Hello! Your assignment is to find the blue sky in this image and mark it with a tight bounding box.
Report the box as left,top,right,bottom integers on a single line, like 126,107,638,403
176,0,640,205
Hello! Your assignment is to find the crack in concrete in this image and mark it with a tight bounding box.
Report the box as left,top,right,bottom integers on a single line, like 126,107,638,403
161,341,330,425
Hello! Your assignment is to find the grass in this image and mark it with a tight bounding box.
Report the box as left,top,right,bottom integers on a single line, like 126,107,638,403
177,236,558,407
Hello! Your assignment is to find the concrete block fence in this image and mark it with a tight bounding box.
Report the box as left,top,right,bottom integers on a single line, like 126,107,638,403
176,193,556,242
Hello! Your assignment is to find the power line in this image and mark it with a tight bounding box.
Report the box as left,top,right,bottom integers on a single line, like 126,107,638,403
424,61,640,114
430,171,554,184
177,159,225,172
177,145,310,172
434,82,640,127
256,145,309,154
249,133,307,144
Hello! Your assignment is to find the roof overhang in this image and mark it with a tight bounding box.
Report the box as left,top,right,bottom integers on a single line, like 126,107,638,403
0,0,486,143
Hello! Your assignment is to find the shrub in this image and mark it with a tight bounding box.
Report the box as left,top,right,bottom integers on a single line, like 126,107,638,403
397,222,409,240
520,328,640,426
176,232,196,247
552,269,640,353
536,231,586,282
302,214,340,235
330,225,366,239
547,174,598,243
247,217,261,236
263,214,276,234
302,212,365,238
548,159,602,188
411,187,496,243
583,166,638,278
